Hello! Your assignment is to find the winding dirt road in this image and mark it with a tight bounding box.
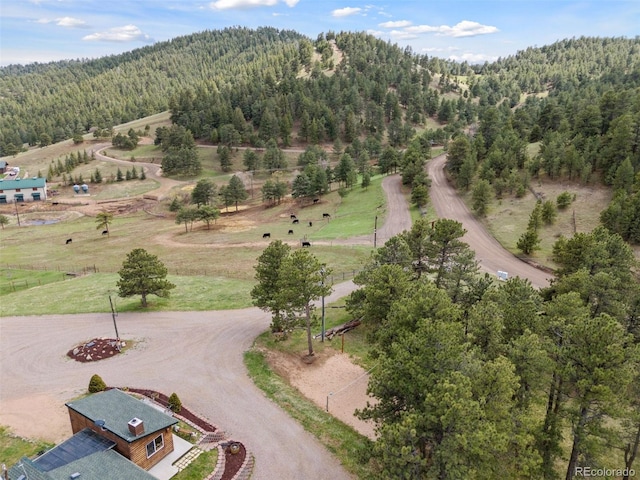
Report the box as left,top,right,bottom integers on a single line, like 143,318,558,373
1,153,551,479
427,154,552,289
0,175,409,480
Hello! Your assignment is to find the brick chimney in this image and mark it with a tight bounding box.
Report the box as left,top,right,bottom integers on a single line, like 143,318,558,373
128,417,144,436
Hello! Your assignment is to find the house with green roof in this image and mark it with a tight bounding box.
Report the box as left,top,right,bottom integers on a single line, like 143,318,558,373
0,177,47,203
8,428,156,480
65,389,178,471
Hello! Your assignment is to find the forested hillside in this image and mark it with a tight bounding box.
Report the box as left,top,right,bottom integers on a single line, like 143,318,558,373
3,30,640,480
0,27,303,155
446,36,640,243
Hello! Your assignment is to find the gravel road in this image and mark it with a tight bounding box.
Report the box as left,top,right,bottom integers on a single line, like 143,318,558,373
427,154,552,289
0,156,551,479
0,175,409,480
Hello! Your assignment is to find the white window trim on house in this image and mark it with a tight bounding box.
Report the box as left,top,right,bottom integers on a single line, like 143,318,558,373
146,434,164,458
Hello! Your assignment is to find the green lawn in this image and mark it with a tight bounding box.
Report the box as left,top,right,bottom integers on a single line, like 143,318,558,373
0,268,68,296
0,426,54,468
313,176,385,239
171,449,218,480
0,272,255,316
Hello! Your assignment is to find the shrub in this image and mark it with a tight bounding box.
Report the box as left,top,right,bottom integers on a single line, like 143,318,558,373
169,197,182,212
557,191,573,210
88,374,107,393
168,392,182,413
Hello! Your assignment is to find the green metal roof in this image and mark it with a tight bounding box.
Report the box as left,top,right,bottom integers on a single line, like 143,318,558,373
66,389,177,443
0,177,46,189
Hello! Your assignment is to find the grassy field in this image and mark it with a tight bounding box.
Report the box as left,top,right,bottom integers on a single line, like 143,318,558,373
0,267,68,295
314,177,385,239
0,179,376,315
0,426,54,468
479,179,612,265
0,272,257,316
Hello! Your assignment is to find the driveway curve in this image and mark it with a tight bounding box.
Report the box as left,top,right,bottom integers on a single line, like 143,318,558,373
0,175,407,479
427,153,551,288
1,153,551,479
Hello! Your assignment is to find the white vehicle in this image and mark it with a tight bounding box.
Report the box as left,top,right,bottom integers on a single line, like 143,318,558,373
497,270,509,281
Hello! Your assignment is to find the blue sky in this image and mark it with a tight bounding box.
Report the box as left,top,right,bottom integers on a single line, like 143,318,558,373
1,0,639,67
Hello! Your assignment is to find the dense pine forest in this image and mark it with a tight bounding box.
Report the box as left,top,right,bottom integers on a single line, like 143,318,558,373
2,28,640,479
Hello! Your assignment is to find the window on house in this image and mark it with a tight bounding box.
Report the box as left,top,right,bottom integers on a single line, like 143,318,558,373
146,434,164,458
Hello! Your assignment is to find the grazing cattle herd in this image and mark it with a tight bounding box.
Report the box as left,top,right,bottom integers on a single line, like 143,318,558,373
65,210,332,247
255,211,334,245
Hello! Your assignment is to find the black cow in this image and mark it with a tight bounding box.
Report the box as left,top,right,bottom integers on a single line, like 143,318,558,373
263,233,271,238
302,241,311,247
313,198,320,204
322,213,331,218
288,230,294,235
308,221,313,227
290,214,297,219
102,230,108,235
65,238,72,244
292,219,299,224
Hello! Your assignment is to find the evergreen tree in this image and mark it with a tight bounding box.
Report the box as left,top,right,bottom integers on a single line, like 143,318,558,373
117,248,175,307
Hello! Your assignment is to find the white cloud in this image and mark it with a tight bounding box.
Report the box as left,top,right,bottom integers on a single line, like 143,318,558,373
209,0,298,9
366,29,384,36
35,16,88,28
56,17,87,28
422,46,460,53
388,29,419,40
83,25,153,43
332,7,362,18
406,20,498,38
379,20,412,28
448,52,498,63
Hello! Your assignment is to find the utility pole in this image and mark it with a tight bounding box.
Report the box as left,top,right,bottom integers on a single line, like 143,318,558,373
14,200,21,227
373,215,378,248
321,266,326,342
109,296,120,347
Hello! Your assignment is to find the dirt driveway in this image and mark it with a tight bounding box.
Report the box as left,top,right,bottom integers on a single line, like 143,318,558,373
0,157,552,478
0,175,411,480
427,154,552,289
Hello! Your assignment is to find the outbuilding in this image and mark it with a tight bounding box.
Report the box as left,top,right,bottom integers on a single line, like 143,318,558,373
0,177,47,203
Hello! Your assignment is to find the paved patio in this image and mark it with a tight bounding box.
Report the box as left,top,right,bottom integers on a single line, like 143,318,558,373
148,434,194,480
